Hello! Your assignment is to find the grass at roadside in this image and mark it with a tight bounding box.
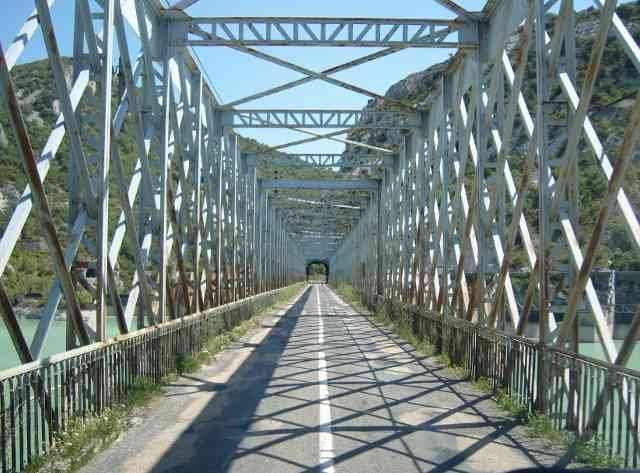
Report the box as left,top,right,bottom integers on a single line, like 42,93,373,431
330,282,436,357
25,379,161,473
175,282,306,375
330,281,622,469
25,283,306,473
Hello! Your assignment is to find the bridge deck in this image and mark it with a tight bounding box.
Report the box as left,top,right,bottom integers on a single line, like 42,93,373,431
80,285,566,473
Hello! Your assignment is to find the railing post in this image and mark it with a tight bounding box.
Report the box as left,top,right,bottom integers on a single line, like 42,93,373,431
535,341,548,414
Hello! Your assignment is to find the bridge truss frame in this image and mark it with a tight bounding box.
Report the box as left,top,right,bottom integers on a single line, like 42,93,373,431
0,0,639,469
330,0,640,456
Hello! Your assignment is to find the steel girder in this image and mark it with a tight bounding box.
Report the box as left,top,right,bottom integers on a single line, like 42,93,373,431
223,109,421,129
167,15,476,48
260,179,379,191
1,0,640,464
0,0,306,366
243,153,387,169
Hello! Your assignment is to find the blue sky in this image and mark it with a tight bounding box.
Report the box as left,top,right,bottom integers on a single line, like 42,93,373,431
0,0,622,154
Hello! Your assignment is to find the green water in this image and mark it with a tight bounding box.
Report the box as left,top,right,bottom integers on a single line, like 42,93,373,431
0,318,121,372
577,339,640,371
1,319,639,372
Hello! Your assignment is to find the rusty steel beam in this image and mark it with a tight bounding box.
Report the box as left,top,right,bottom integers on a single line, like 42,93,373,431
0,39,91,346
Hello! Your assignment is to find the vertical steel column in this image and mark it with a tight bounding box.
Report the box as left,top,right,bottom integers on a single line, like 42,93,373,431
228,132,238,301
249,166,257,295
416,118,427,306
268,206,274,290
534,0,551,411
438,76,451,314
242,158,249,297
215,116,224,306
382,163,392,299
376,181,383,296
265,203,271,290
95,0,115,340
256,184,264,293
159,33,173,322
262,191,270,292
401,133,412,302
278,215,283,287
474,22,487,323
192,72,203,313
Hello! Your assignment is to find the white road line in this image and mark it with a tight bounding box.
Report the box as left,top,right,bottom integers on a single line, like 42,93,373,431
316,285,335,473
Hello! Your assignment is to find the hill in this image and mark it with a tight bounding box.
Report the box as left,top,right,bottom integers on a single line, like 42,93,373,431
346,1,640,271
0,57,349,308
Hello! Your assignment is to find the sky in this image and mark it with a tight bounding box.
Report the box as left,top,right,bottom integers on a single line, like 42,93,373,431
0,0,623,155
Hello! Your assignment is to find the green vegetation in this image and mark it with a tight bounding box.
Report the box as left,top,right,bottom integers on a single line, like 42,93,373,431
23,283,306,473
471,376,492,394
174,282,306,375
332,281,624,468
575,436,624,469
328,281,370,314
0,55,324,312
25,379,162,473
307,262,327,283
348,1,640,272
496,388,530,423
470,369,622,468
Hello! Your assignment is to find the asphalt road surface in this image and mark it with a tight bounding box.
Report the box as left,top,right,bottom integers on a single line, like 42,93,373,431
81,284,567,473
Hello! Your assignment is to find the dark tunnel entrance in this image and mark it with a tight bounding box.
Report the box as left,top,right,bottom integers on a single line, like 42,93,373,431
306,261,329,284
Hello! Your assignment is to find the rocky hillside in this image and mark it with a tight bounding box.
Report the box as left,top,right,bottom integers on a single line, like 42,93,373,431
0,58,346,307
347,1,640,271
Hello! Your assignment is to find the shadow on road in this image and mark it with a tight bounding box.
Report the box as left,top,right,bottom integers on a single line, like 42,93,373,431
144,285,567,473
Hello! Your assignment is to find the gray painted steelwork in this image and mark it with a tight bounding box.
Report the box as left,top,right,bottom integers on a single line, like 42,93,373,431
169,15,475,48
260,179,379,191
223,109,422,129
1,0,640,469
243,153,387,168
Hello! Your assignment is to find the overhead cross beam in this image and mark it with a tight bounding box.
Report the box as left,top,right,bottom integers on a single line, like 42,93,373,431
222,43,414,110
224,109,421,129
244,153,387,168
259,128,394,154
261,179,379,192
285,209,361,219
224,47,411,108
168,16,476,48
274,196,368,209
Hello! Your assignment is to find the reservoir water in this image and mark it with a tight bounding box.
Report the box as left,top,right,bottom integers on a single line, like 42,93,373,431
0,318,121,372
0,318,638,372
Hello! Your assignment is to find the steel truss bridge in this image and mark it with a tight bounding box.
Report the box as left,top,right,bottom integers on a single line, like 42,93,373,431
1,0,640,470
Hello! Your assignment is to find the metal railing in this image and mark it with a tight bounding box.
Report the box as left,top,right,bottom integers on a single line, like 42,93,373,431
380,299,640,468
0,285,296,473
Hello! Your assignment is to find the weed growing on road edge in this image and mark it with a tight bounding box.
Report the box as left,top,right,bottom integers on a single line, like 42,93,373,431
25,379,162,473
25,283,306,473
471,376,492,394
434,352,467,378
495,389,530,423
473,381,622,468
574,437,623,469
379,313,436,357
329,281,369,314
328,281,623,469
330,282,436,358
175,282,307,375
